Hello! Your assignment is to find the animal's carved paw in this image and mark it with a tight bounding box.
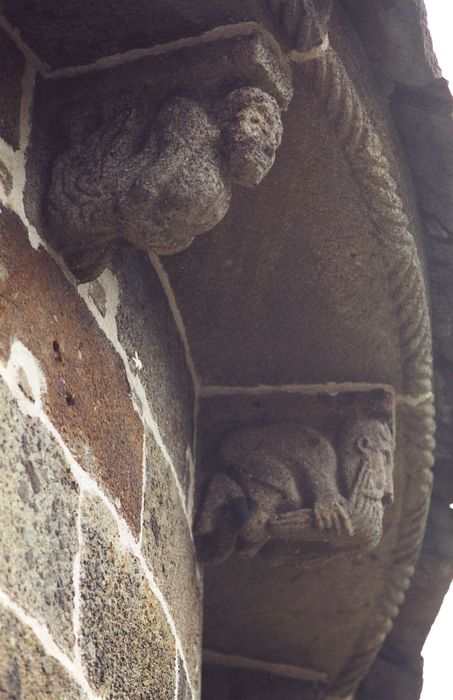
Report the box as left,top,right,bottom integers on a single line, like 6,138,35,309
313,497,354,536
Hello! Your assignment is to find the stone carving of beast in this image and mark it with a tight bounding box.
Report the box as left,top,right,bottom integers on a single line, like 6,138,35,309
195,418,394,566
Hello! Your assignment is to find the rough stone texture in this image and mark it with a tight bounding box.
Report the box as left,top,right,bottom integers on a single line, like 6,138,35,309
343,0,441,87
341,4,453,696
0,608,86,699
196,403,395,566
0,0,333,69
87,280,106,317
0,0,201,68
177,655,192,700
392,83,453,233
113,249,194,497
142,430,201,688
44,85,284,280
161,32,424,391
0,379,78,653
0,159,13,196
0,206,144,533
198,388,426,694
80,492,176,699
357,655,423,700
0,26,24,150
202,664,321,700
26,29,291,281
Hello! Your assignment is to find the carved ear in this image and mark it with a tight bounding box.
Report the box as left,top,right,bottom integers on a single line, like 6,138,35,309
356,435,370,455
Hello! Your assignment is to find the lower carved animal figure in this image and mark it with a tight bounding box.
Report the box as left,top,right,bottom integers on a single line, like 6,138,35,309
195,418,395,566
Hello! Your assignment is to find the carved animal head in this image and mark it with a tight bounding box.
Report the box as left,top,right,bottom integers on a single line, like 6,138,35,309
220,87,283,188
338,418,395,506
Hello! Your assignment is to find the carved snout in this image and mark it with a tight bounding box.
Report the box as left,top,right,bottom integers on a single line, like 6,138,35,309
220,87,283,188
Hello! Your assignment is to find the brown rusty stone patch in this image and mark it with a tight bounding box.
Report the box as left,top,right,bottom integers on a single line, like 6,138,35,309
0,206,143,534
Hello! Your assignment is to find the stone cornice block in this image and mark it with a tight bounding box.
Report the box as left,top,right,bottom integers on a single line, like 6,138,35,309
26,25,293,281
195,388,396,566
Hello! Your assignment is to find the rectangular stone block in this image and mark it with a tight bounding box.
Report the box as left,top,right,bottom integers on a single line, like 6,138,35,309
0,608,85,699
113,249,195,499
0,207,144,534
0,27,24,150
142,429,202,691
0,379,78,654
80,492,176,699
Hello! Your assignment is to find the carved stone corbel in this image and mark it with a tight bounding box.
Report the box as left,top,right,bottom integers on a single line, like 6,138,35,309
28,28,292,281
195,390,395,567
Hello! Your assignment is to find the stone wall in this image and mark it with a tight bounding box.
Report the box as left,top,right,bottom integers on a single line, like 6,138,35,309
0,20,201,699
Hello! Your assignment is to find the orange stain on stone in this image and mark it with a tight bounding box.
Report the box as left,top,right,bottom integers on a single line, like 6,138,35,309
0,207,143,535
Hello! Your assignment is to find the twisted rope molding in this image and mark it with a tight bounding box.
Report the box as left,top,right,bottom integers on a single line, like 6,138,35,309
299,48,435,698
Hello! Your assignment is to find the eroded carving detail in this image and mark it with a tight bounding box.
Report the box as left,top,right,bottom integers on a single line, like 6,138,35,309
266,0,332,54
195,417,394,566
45,87,283,281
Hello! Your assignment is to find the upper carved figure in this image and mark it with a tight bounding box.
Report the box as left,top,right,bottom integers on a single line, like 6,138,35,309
45,87,283,281
195,418,395,566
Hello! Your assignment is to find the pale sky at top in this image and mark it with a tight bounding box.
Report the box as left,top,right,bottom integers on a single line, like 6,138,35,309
418,4,453,699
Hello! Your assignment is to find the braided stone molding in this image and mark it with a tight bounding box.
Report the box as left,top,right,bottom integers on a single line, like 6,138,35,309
266,0,332,54
299,48,435,698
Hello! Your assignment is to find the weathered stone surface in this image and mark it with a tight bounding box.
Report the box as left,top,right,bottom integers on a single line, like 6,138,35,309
0,0,201,68
44,86,284,280
392,85,453,233
198,389,430,695
113,249,194,497
0,0,333,69
343,0,441,87
202,664,321,700
177,656,192,700
0,26,24,150
0,379,78,653
80,492,176,699
161,49,424,391
0,159,13,196
357,654,423,700
87,280,106,317
0,206,144,533
0,608,85,699
142,430,201,688
26,29,291,281
196,392,395,566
